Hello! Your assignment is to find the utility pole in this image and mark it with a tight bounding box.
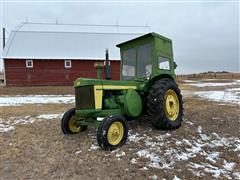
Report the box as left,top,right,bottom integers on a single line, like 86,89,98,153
2,27,5,49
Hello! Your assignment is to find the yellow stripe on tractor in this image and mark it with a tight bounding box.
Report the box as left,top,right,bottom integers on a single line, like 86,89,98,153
94,85,137,109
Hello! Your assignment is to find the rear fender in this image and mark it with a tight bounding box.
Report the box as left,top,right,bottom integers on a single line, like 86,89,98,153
143,74,175,92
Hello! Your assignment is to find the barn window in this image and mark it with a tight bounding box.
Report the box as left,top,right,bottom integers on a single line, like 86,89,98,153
65,60,72,68
26,60,33,68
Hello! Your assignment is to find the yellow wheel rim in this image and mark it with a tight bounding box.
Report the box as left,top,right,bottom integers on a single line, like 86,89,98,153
69,117,80,133
107,121,124,145
164,89,179,121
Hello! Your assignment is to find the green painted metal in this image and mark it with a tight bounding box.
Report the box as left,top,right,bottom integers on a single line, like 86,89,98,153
74,77,141,88
75,109,121,118
71,32,178,127
104,96,120,109
117,32,175,83
76,117,100,128
123,89,142,117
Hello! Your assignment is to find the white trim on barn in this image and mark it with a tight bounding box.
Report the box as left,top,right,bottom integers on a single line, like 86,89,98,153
64,60,71,68
26,60,33,68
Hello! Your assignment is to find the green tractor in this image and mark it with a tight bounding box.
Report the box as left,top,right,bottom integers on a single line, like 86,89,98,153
61,32,183,150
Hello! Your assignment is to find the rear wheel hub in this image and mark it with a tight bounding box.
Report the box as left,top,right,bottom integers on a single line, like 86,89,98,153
165,89,179,121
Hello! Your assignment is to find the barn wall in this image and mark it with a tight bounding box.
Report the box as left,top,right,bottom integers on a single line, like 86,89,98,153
4,59,120,86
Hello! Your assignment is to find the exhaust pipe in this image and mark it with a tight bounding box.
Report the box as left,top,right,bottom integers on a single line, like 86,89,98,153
104,49,112,80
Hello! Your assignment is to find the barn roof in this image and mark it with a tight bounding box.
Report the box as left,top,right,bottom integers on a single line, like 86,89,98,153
3,23,150,60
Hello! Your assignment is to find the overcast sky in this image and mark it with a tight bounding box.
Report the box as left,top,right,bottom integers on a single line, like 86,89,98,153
0,1,239,74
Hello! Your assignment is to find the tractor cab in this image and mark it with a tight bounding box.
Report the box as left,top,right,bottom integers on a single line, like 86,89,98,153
117,32,176,81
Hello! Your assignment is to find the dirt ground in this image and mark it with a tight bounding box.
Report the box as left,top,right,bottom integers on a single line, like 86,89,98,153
0,80,239,179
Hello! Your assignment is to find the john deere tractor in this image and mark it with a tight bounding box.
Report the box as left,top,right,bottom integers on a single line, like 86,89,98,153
61,32,183,150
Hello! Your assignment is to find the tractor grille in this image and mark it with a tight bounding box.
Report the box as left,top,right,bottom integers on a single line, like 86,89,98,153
75,86,95,109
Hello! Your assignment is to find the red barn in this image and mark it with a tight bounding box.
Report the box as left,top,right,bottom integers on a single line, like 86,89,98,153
3,25,144,86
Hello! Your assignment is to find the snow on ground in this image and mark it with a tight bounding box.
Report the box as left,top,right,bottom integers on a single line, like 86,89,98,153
87,124,239,177
183,79,240,104
0,113,62,133
0,123,15,133
173,175,181,180
195,88,240,105
37,114,62,119
184,79,240,87
183,80,196,83
121,126,240,178
0,95,74,106
191,82,239,87
116,151,126,157
88,143,99,151
149,174,158,180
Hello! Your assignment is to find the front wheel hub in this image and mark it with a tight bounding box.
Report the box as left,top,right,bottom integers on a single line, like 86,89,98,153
107,121,124,145
69,117,80,133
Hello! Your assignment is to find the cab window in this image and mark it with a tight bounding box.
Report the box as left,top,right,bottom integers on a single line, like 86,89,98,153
137,43,152,77
158,56,170,70
122,48,136,80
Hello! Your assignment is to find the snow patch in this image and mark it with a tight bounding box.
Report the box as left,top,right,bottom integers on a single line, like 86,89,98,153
137,149,160,164
195,88,240,104
175,141,183,146
233,172,240,179
89,143,99,151
140,166,149,171
185,121,194,125
131,158,137,164
0,123,15,133
75,150,82,154
149,175,158,180
0,114,62,133
183,80,196,83
188,162,227,178
116,151,126,157
223,160,235,171
128,131,144,142
190,80,239,87
173,175,181,180
37,114,62,120
205,152,220,163
197,126,203,134
0,95,74,106
131,126,240,178
137,149,165,169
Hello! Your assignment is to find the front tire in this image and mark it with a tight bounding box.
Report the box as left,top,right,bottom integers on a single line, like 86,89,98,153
147,78,183,130
97,115,128,150
61,108,87,134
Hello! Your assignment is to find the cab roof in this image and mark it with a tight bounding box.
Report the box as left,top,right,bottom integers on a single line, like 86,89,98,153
116,32,172,48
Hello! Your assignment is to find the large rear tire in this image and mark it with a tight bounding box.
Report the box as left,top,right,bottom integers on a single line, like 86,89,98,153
61,108,87,134
147,78,183,130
